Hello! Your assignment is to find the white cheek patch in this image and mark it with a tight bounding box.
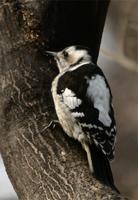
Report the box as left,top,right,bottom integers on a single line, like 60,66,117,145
62,88,82,110
86,75,111,127
57,59,69,72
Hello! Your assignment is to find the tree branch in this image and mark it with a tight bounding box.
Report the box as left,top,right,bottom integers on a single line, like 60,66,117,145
0,0,128,199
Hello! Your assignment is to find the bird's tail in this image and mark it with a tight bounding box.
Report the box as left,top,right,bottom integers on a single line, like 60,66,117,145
90,143,120,193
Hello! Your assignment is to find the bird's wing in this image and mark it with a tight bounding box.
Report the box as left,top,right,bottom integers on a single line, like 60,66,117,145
57,64,116,160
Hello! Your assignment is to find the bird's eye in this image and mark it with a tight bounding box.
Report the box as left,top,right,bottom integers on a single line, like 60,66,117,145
63,51,68,58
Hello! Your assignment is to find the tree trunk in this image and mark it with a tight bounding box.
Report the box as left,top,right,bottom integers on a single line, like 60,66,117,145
0,0,128,199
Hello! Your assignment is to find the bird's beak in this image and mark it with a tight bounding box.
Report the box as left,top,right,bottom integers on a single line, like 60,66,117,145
45,51,57,57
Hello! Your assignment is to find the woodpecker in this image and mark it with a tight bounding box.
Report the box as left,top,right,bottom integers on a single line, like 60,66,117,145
46,45,119,192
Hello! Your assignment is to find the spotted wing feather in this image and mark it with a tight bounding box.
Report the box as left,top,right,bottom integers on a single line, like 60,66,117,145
57,63,116,160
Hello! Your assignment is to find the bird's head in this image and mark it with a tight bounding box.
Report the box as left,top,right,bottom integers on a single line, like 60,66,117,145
46,45,92,72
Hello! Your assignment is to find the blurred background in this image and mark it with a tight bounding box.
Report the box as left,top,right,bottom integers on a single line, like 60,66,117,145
98,0,138,199
0,0,137,199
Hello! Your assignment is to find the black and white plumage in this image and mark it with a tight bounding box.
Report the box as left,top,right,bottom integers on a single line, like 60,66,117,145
47,46,118,192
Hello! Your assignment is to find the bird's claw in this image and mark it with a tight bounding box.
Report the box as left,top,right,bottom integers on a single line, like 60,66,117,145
41,120,59,132
48,120,59,129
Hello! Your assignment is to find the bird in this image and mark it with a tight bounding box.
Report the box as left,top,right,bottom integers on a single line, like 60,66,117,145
46,45,119,192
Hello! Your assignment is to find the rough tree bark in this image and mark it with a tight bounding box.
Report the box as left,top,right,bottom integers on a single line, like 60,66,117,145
0,0,128,199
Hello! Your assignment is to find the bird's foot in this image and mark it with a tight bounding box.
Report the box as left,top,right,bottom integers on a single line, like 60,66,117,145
41,120,60,133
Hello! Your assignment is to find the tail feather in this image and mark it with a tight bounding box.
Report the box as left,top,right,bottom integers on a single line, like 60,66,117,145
90,143,120,193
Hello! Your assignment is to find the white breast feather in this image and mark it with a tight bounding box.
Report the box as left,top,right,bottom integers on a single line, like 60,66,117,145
62,88,82,110
86,75,111,127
